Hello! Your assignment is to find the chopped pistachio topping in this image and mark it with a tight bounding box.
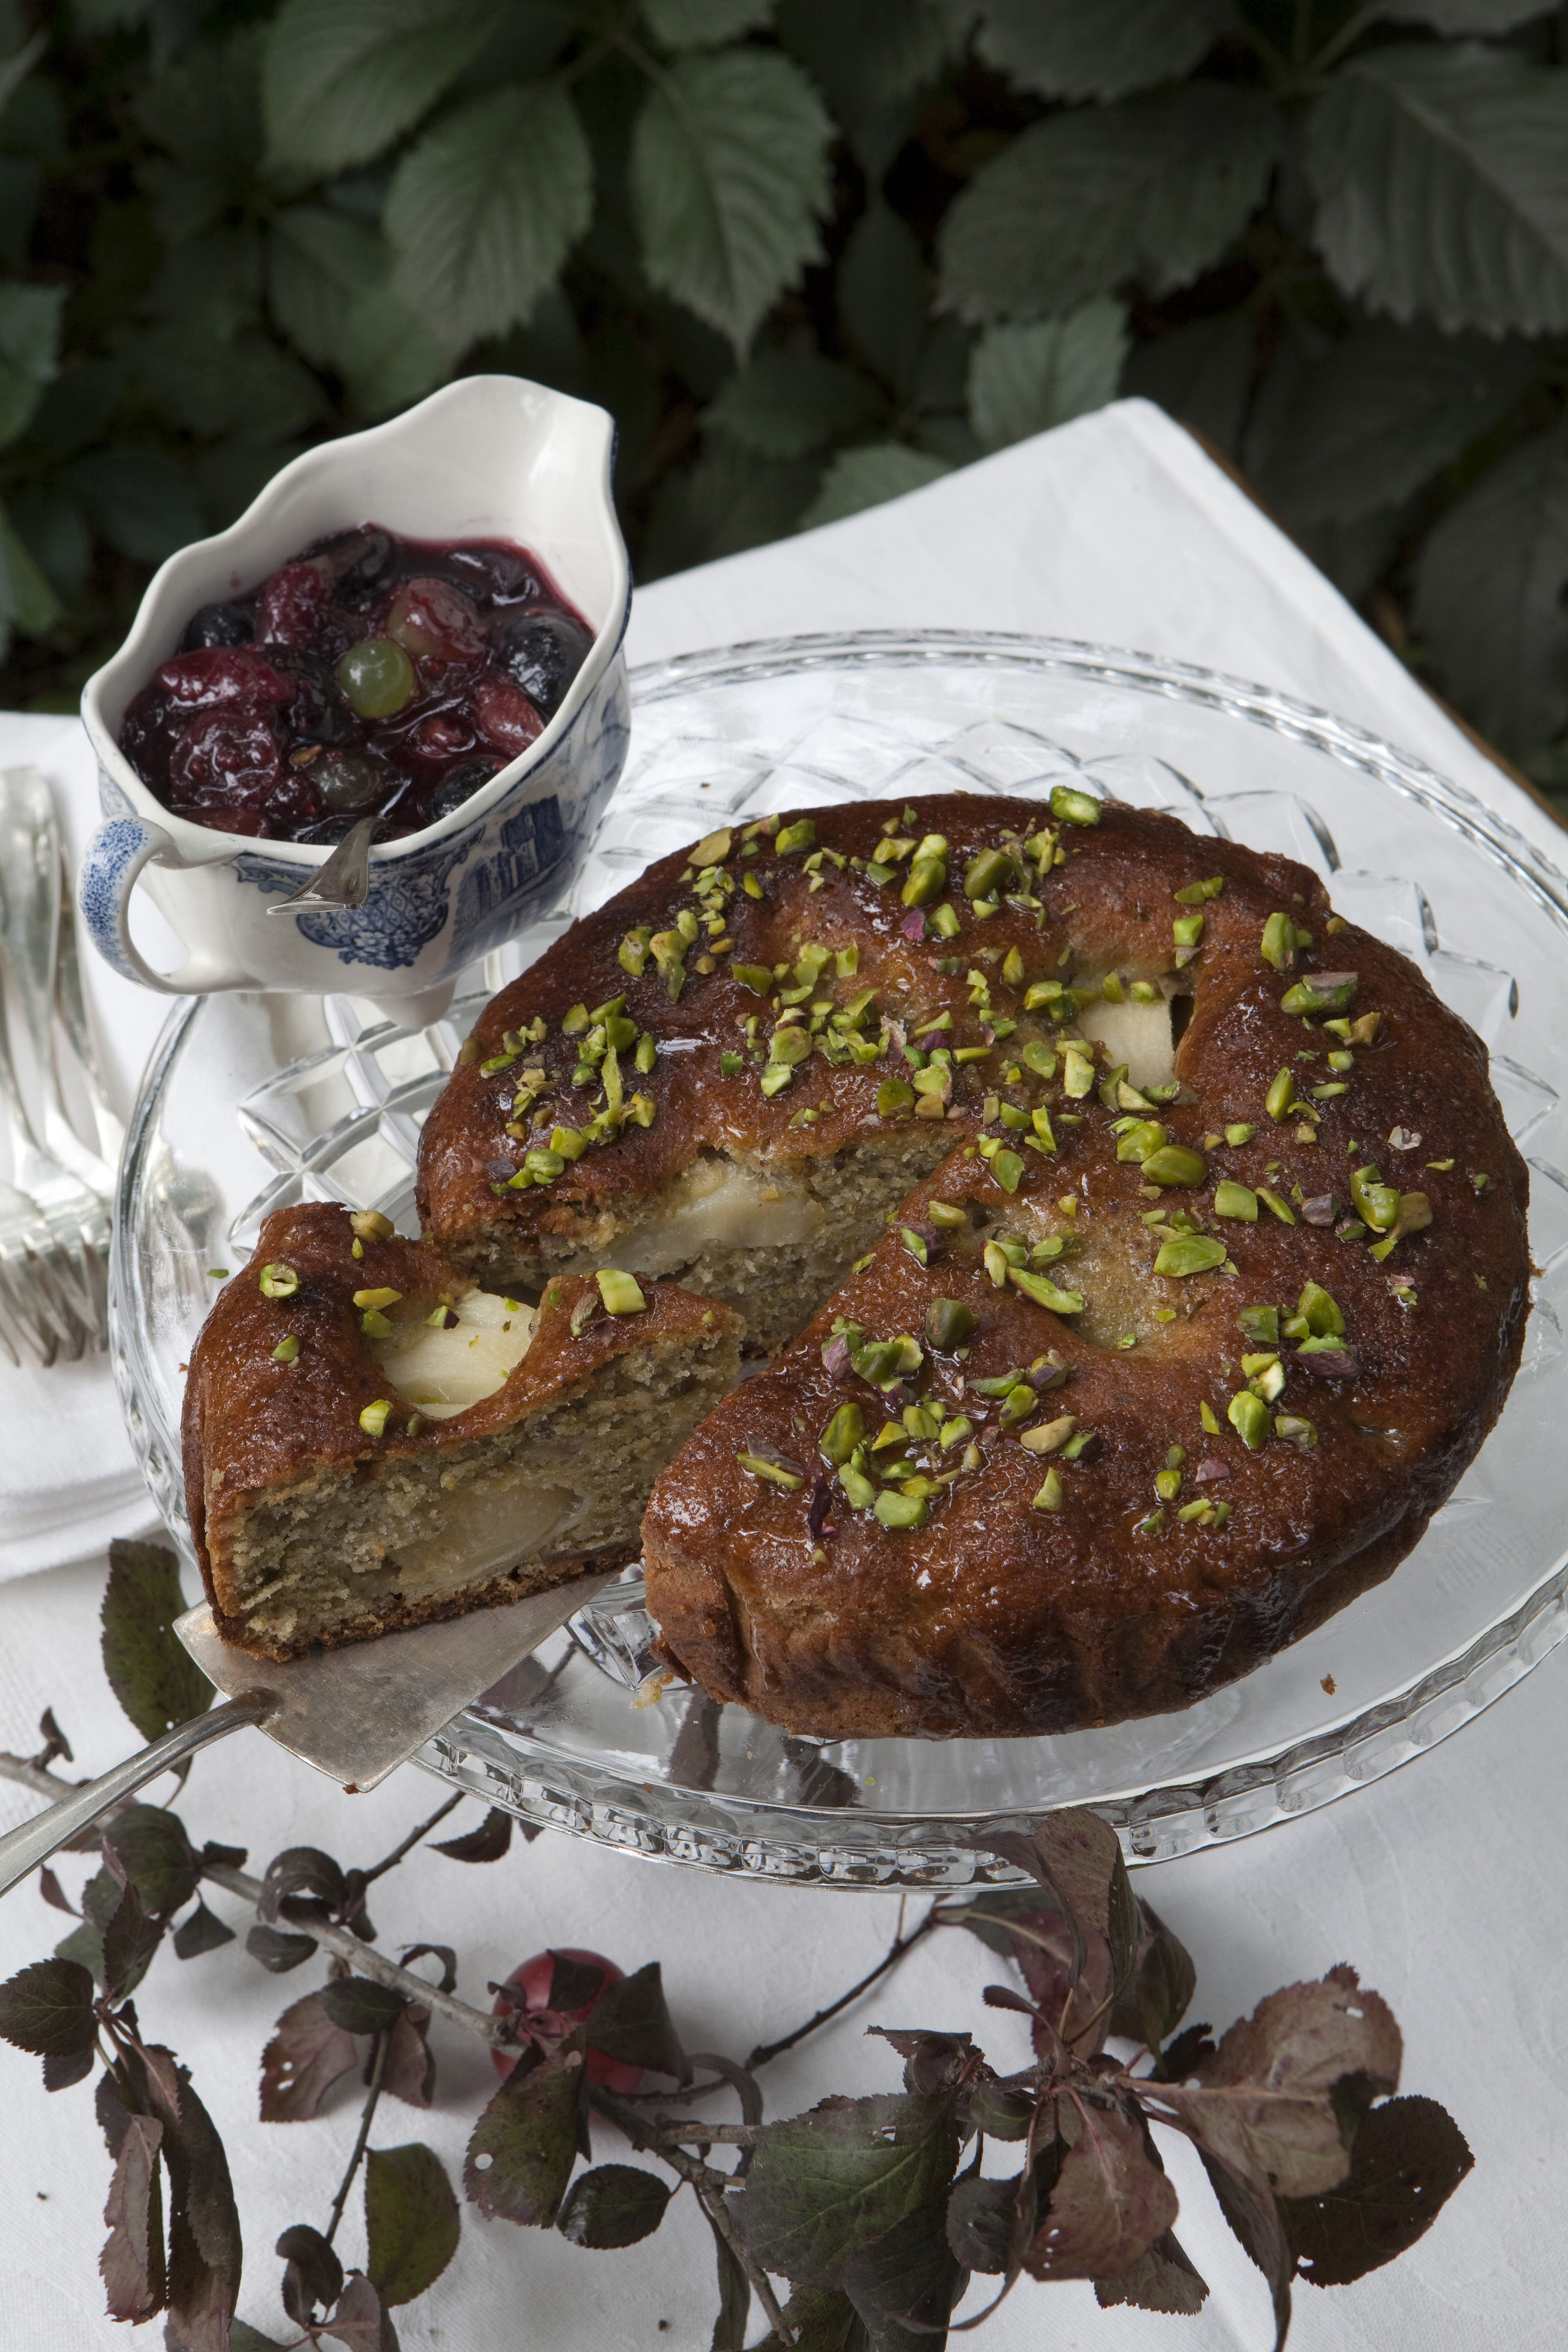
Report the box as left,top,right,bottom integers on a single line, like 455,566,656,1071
1260,911,1298,971
1266,1068,1298,1121
926,1295,978,1349
774,818,816,855
990,1149,1024,1194
358,1399,392,1438
1275,1413,1317,1451
1018,1412,1075,1455
965,847,1013,900
1350,1163,1401,1232
1049,784,1099,826
1298,1280,1345,1337
877,1077,915,1116
1200,1399,1222,1435
875,1488,930,1528
1140,1144,1207,1189
361,1308,394,1339
738,1450,804,1490
348,1210,394,1244
1214,1180,1258,1221
839,1464,877,1509
1257,1188,1296,1225
1228,1390,1271,1451
1172,911,1204,953
1154,1467,1183,1502
1032,1466,1065,1512
258,1262,299,1299
1154,1233,1228,1278
821,1402,865,1463
691,826,732,867
595,1269,647,1316
1175,874,1225,904
352,1285,401,1311
1224,1123,1255,1147
928,1201,969,1230
1008,1266,1084,1313
1282,972,1358,1017
270,1335,299,1363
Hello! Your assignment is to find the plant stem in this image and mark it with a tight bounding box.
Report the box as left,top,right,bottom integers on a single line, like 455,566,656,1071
591,2084,793,2342
746,1903,939,2068
358,1790,464,1885
325,2029,388,2247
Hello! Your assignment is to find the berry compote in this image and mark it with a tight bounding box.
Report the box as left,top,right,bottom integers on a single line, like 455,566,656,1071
117,526,595,844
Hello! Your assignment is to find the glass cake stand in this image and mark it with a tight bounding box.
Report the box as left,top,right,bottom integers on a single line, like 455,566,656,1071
111,631,1568,1886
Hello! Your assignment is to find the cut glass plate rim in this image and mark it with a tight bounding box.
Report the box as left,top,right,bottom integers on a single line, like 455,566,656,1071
111,627,1568,1877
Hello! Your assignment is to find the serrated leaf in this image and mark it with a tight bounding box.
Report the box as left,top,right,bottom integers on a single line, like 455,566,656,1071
134,27,264,234
101,2112,166,2322
587,1961,687,2081
968,298,1128,452
464,2032,585,2225
320,1976,408,2036
1278,2093,1473,2286
1413,411,1568,748
1107,1895,1196,2053
366,2142,460,2302
736,2091,962,2289
630,48,833,354
279,2221,343,2327
706,349,883,458
248,1923,320,1975
1122,309,1255,454
261,1994,360,2124
839,202,927,398
63,451,205,566
945,2174,1015,2273
842,2198,966,2349
260,1846,346,1923
1307,46,1568,337
1095,2226,1209,2314
55,1923,105,1986
103,1805,199,1919
172,1903,236,1961
0,1955,97,2058
267,205,384,367
262,0,507,177
1023,2099,1176,2280
430,1808,513,1863
0,504,61,647
0,279,61,448
385,79,592,352
102,1882,163,2002
556,2162,672,2248
1198,2146,1292,2350
798,442,950,529
1254,319,1540,529
140,2051,243,2352
971,0,1236,102
1150,1967,1401,2200
752,2285,862,2351
382,2003,436,2109
317,2270,398,2352
939,86,1281,323
967,1811,1132,2054
100,1540,214,1743
645,0,776,43
777,0,959,131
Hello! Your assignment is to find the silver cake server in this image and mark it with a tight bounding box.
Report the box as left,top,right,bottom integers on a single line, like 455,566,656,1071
0,1570,612,1899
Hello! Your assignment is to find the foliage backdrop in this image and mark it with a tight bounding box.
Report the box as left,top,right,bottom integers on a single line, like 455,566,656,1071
7,0,1568,798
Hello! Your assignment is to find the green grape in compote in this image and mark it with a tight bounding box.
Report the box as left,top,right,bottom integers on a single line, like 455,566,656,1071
336,637,415,719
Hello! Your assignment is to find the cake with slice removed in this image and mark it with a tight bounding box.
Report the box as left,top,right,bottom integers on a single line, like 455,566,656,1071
183,1201,741,1660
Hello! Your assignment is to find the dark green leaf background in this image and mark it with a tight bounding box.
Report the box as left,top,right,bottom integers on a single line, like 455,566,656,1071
7,0,1568,797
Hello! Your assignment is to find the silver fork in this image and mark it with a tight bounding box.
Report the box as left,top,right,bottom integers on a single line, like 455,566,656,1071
0,768,109,1350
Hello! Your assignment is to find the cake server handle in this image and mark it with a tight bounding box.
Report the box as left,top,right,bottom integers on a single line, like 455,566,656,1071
0,1693,275,1900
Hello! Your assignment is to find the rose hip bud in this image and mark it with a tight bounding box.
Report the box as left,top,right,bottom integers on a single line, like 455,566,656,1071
385,576,487,662
474,676,544,757
257,558,335,648
155,648,292,709
490,1948,641,2091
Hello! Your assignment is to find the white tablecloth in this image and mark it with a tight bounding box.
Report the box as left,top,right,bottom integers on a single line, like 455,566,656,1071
1,399,1563,2351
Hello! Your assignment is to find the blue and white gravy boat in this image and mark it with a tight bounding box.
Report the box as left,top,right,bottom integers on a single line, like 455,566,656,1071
78,376,631,1008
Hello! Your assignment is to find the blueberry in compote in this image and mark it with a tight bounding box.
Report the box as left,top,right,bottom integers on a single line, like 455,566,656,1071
180,601,253,652
492,608,593,720
117,524,593,844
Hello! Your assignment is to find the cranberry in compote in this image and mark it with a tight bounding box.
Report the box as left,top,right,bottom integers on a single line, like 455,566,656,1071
116,525,594,844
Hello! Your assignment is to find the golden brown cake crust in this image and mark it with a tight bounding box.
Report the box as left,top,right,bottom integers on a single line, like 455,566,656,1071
183,1201,738,1657
635,794,1531,1740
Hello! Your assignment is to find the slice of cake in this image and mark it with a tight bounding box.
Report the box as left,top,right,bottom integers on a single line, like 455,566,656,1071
183,1201,741,1660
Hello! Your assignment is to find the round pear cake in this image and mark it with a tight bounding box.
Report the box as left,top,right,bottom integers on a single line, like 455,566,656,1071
214,788,1530,1734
